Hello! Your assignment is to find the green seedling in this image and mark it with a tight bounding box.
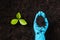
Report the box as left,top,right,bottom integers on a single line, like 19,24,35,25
16,12,21,19
11,12,27,25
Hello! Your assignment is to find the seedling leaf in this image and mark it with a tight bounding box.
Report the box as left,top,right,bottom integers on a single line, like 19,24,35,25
16,12,21,19
11,19,18,25
19,19,27,25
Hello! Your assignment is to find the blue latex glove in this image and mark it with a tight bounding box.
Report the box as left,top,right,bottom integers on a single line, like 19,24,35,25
33,11,49,40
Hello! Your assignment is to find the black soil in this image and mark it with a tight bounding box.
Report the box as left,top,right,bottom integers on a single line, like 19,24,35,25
0,0,60,40
36,16,45,27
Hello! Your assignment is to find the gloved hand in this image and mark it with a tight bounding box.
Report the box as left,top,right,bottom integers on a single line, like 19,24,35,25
33,11,49,40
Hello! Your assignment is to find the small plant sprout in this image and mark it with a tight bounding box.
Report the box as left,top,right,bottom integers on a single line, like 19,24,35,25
11,19,18,25
11,12,27,25
16,12,21,19
19,19,27,25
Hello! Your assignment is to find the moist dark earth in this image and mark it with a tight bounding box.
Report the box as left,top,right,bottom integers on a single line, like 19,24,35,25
0,0,60,40
36,16,46,27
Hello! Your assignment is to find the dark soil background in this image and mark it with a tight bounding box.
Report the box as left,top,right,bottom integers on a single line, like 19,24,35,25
0,0,60,40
